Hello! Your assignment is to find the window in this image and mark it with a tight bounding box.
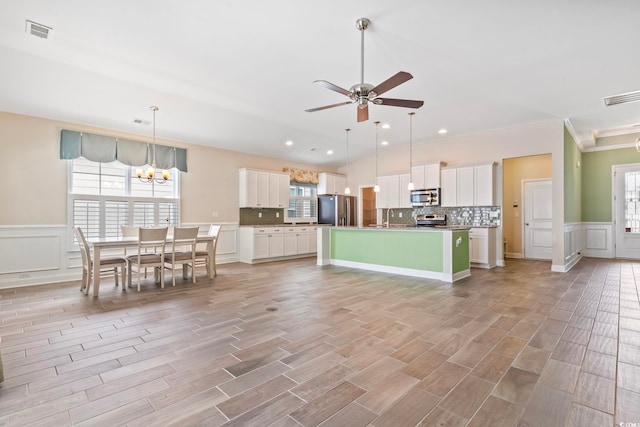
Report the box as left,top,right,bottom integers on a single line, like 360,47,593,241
69,158,180,243
625,170,640,232
287,182,317,222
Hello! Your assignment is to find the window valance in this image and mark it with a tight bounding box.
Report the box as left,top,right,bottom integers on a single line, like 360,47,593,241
283,167,319,184
60,129,188,172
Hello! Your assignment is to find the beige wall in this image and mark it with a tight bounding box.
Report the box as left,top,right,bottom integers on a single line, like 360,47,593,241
502,154,552,257
0,111,332,225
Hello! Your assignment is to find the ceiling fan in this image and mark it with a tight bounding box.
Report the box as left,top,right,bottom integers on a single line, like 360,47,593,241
306,17,424,123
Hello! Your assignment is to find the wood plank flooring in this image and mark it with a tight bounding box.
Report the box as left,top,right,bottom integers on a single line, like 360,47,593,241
1,257,639,426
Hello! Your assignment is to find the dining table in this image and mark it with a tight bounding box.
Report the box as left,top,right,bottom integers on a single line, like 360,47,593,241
88,234,216,296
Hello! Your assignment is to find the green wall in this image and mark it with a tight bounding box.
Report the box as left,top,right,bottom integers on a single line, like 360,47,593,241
582,146,639,222
452,230,470,273
564,126,582,222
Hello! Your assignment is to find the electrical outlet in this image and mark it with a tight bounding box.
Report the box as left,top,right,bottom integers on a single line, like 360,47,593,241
399,212,403,218
212,211,219,218
276,212,279,218
258,212,262,218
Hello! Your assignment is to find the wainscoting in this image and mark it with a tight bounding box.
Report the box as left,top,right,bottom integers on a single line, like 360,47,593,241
0,223,240,289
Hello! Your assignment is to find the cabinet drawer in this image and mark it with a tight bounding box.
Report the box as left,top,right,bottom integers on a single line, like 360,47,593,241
469,228,488,236
254,227,283,235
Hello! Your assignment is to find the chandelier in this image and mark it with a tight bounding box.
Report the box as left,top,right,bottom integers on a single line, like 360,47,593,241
136,106,170,184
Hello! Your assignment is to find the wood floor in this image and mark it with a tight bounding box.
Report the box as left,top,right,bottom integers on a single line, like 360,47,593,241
1,257,639,426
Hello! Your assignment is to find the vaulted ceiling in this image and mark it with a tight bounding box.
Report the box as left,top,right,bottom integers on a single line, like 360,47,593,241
1,1,640,167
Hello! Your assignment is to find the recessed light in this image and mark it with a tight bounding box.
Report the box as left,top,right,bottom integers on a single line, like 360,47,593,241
327,150,334,155
285,140,293,146
382,123,390,129
381,141,389,146
438,128,448,134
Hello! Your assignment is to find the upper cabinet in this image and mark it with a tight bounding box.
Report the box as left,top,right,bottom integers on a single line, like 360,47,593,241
441,163,496,207
239,168,290,208
376,173,411,209
411,162,446,189
317,173,347,195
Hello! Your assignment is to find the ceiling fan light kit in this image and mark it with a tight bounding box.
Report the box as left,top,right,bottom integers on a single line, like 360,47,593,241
306,17,424,122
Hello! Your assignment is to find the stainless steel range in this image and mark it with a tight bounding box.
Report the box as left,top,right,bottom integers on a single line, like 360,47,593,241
416,213,446,227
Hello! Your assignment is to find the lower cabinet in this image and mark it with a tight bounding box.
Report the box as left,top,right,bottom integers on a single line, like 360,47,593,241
240,226,317,263
469,227,497,269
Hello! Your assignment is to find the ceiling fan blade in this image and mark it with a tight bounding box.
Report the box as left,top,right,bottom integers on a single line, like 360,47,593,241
357,104,369,122
313,80,352,97
371,71,413,96
375,98,424,109
305,101,353,113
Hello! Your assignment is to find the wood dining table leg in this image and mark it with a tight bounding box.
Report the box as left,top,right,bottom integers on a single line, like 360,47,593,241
207,239,214,279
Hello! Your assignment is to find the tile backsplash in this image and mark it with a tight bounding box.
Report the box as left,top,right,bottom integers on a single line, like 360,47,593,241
239,208,285,225
412,206,502,227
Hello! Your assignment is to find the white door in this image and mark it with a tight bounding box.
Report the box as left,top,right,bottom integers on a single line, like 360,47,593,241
523,179,552,260
614,164,640,259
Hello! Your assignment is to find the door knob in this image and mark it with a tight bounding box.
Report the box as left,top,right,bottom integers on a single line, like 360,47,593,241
525,223,529,226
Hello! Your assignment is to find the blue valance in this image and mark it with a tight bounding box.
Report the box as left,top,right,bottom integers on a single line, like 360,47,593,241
60,129,188,172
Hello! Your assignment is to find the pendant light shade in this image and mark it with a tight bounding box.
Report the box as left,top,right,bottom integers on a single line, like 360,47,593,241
344,128,351,195
373,121,380,192
407,112,415,190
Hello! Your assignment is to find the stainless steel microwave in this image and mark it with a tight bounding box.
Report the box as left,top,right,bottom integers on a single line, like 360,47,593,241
410,188,440,207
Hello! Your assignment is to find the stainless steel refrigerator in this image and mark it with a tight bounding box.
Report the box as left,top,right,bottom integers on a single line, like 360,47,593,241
317,195,357,226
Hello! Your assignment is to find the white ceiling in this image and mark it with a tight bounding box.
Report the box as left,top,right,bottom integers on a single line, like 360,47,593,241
1,0,640,168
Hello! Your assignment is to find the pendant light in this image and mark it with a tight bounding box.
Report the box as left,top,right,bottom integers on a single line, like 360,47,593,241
344,128,351,195
373,121,380,192
136,106,170,184
407,112,415,190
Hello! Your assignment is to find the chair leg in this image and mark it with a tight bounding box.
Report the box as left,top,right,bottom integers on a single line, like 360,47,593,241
114,267,119,287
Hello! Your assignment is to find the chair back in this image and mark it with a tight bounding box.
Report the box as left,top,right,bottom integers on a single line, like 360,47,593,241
208,224,222,252
121,225,138,238
138,227,168,256
73,227,91,267
172,226,199,251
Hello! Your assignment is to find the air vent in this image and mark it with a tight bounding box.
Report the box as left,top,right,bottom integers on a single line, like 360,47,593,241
133,118,151,125
26,20,52,39
603,90,640,107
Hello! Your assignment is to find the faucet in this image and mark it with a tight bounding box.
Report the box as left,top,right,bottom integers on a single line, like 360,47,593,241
386,207,393,228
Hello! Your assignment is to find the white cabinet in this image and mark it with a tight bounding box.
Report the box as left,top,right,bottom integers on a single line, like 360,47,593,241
440,163,496,207
239,225,317,263
457,166,475,207
440,168,457,207
376,174,410,209
469,227,497,269
318,173,346,195
411,162,446,189
474,163,496,206
239,168,290,208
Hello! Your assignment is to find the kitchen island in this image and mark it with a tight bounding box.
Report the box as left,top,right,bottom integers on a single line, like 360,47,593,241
317,226,470,283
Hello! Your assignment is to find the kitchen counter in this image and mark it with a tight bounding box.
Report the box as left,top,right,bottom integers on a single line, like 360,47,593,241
317,226,470,283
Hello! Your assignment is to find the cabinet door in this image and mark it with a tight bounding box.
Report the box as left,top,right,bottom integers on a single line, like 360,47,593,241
457,167,474,207
387,175,400,208
469,229,489,263
440,169,457,207
257,172,270,207
253,234,270,259
411,165,425,190
308,227,318,253
474,164,495,206
269,233,284,257
283,231,297,256
239,169,259,208
278,174,290,208
269,173,280,208
296,232,310,254
398,174,412,208
424,164,441,188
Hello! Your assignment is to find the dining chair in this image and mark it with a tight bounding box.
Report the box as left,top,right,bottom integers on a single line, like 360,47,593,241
73,227,127,295
164,226,199,287
193,224,222,277
127,227,168,291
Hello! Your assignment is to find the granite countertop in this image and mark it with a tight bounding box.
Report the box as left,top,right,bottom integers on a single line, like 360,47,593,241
240,224,324,228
